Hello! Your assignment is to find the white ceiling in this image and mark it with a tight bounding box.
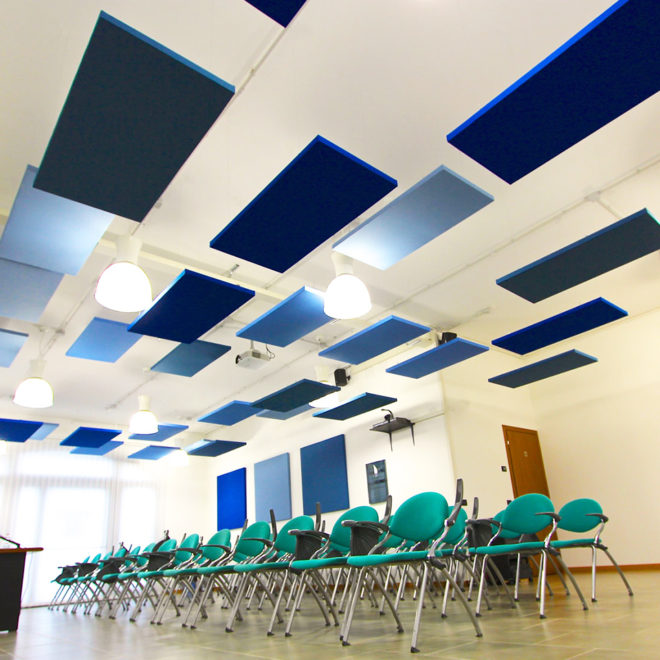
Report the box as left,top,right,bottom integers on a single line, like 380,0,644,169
0,0,658,449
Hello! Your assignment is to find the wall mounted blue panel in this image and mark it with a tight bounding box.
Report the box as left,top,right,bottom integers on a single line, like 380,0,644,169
333,166,493,269
127,445,179,460
33,11,235,221
66,317,141,362
217,467,247,529
257,403,312,420
60,426,121,448
253,379,340,412
71,441,123,456
319,315,430,364
210,136,397,272
243,0,307,26
128,269,255,343
488,349,598,388
0,165,113,275
387,338,489,379
497,209,660,302
150,340,231,376
129,423,188,442
300,435,349,515
199,401,259,425
493,298,628,355
186,439,246,457
254,453,291,521
447,0,660,183
237,286,330,347
313,393,398,421
29,422,59,440
0,418,43,443
0,328,29,367
0,258,63,322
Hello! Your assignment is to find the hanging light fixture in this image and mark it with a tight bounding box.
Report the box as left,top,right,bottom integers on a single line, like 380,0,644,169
13,359,54,408
324,252,371,320
95,234,152,312
129,394,158,435
309,365,341,408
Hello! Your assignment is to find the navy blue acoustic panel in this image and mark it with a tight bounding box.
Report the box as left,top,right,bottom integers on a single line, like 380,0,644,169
129,423,188,442
319,316,430,364
217,467,247,529
447,0,660,183
253,379,340,412
497,209,660,302
300,435,349,515
333,166,493,269
488,349,598,388
33,11,235,221
387,338,489,378
313,393,398,421
493,298,627,355
60,426,121,448
127,445,180,460
186,439,246,457
71,441,123,456
0,328,29,367
210,136,397,272
150,340,231,376
0,258,63,322
0,418,43,443
237,287,330,347
199,401,259,425
128,269,254,343
66,317,141,362
244,0,307,27
254,453,292,521
257,403,312,420
29,422,59,440
0,165,113,275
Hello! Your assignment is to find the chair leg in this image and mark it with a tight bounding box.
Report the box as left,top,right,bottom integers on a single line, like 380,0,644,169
553,554,588,611
410,563,429,653
371,568,404,634
435,562,482,638
600,547,634,597
340,567,366,646
267,570,289,635
547,554,571,596
539,551,548,618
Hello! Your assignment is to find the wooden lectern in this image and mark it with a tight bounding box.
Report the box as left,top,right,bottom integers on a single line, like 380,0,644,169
0,542,43,632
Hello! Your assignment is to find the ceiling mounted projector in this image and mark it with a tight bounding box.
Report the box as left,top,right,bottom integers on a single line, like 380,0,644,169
235,347,271,370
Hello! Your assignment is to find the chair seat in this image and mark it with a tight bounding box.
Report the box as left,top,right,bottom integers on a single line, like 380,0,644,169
348,550,427,568
469,541,545,555
551,538,596,549
137,570,167,579
160,566,200,577
290,556,347,571
233,561,290,574
196,563,239,576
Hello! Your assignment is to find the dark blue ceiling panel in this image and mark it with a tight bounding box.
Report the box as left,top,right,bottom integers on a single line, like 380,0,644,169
312,393,398,421
199,401,260,425
488,349,598,388
210,135,397,272
127,445,180,460
237,286,330,347
0,165,113,275
0,418,44,443
29,422,59,440
150,340,231,376
387,338,489,378
253,379,340,412
447,0,660,183
319,315,430,364
71,441,123,456
186,439,246,457
0,328,29,367
497,209,660,302
60,426,121,448
0,258,63,322
33,11,234,221
243,0,307,26
128,269,254,343
66,317,141,362
129,423,189,442
333,166,493,269
493,298,627,355
257,403,312,420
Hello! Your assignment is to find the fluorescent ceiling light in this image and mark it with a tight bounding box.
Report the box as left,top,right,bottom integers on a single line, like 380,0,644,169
13,359,54,408
324,252,371,320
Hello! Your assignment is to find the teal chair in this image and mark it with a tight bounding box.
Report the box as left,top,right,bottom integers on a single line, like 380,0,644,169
49,554,91,610
107,542,159,618
67,551,113,614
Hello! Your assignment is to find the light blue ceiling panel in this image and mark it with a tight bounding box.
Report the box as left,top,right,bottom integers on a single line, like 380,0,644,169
186,439,246,457
66,317,141,362
0,165,113,275
0,418,44,443
29,422,59,440
128,423,189,442
71,441,123,456
252,379,340,412
127,445,180,460
333,166,493,269
150,340,231,376
257,403,312,420
198,401,260,425
0,258,63,322
237,286,330,347
0,328,29,367
312,393,398,421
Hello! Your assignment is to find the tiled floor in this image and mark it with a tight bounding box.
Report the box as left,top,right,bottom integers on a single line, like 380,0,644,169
1,571,654,659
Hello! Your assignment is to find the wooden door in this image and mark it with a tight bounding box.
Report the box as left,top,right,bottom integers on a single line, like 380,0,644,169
502,425,550,498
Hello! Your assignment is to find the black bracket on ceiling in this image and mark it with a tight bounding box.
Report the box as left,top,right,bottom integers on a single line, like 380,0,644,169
370,409,415,451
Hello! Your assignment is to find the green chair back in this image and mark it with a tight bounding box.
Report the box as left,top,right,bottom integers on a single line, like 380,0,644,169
492,510,521,540
389,492,449,542
330,506,379,549
235,521,271,559
136,542,155,567
90,553,101,563
501,493,554,535
174,533,200,565
443,508,467,545
558,498,603,533
158,539,178,553
202,530,231,561
276,515,314,555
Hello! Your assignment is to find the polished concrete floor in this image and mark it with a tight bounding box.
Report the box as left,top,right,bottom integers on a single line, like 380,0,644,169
2,571,655,659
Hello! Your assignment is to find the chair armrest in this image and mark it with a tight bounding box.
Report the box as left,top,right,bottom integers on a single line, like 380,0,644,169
341,520,389,533
200,543,232,553
536,511,561,521
288,529,330,540
586,513,609,523
241,537,274,547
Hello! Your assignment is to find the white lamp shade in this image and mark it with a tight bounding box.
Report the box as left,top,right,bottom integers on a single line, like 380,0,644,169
129,409,159,434
324,273,372,319
13,376,54,408
309,391,341,409
95,261,152,313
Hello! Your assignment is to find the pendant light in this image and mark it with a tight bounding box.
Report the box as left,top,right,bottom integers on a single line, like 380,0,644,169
324,252,371,320
13,359,54,408
129,394,158,435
